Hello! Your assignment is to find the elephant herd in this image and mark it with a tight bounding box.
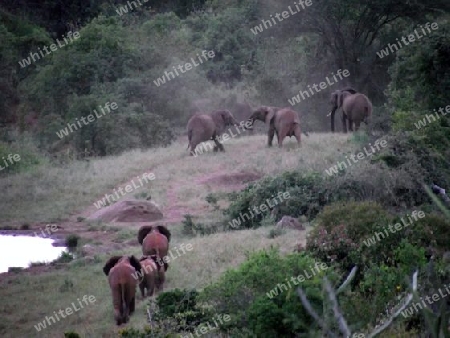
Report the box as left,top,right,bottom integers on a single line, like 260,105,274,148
102,225,171,325
187,88,373,155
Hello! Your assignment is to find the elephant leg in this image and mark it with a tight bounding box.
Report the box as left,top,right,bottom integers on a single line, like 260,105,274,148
112,286,123,325
147,275,155,297
341,113,348,133
213,138,224,152
293,125,302,146
267,127,275,147
129,296,135,314
277,128,287,148
348,117,354,132
354,120,361,131
189,143,198,156
139,282,145,299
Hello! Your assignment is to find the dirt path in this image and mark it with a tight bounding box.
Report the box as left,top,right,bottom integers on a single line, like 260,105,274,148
0,150,263,278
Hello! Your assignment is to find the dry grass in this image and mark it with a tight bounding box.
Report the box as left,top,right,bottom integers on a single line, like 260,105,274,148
0,226,309,337
0,132,356,337
0,132,354,223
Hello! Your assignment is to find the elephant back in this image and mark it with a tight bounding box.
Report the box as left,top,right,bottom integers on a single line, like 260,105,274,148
139,258,158,275
142,233,169,257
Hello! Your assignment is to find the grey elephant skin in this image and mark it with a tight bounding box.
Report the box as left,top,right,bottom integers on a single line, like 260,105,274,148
330,88,373,133
187,110,239,155
102,255,142,325
248,106,304,148
138,255,166,298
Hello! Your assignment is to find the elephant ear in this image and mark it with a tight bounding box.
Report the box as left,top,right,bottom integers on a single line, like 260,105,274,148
342,87,357,94
338,91,345,109
264,107,276,125
137,225,153,244
210,110,225,131
103,256,123,276
156,225,171,242
128,255,142,272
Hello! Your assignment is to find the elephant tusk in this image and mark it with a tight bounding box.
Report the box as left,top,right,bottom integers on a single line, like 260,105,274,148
326,111,333,117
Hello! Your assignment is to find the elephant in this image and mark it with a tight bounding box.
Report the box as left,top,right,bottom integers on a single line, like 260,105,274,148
329,88,373,133
137,225,171,271
247,106,305,148
187,110,239,155
102,255,142,325
138,255,166,298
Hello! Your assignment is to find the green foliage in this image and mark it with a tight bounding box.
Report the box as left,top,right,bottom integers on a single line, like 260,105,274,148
0,137,46,176
153,288,212,332
65,234,79,248
201,249,325,335
54,252,74,264
64,332,81,338
226,172,326,229
267,227,285,239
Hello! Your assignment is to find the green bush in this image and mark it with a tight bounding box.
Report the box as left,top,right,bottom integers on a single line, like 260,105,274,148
226,172,327,229
65,234,79,248
201,249,326,336
0,137,46,176
154,288,212,332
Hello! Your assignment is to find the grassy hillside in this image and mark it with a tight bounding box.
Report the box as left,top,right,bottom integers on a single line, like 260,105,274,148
0,133,355,337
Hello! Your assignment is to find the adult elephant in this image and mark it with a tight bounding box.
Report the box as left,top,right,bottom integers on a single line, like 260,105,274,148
187,110,239,155
329,88,372,133
137,225,171,270
247,106,304,148
102,255,142,325
138,255,166,298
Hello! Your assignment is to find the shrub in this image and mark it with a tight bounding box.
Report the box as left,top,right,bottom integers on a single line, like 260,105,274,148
306,201,403,284
267,227,285,239
225,172,327,229
201,249,326,336
154,288,212,332
0,137,46,176
65,234,79,248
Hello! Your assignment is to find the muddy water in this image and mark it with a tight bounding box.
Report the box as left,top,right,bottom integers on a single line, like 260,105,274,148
0,235,67,273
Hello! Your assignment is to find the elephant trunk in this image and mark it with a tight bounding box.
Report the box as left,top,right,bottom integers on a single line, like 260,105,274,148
330,107,337,133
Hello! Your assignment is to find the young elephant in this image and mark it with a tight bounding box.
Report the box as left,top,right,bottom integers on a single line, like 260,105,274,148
187,110,239,155
138,255,166,298
103,255,142,325
137,225,171,271
248,106,303,148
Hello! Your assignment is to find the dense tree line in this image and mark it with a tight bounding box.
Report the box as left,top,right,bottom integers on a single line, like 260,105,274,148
0,0,448,158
